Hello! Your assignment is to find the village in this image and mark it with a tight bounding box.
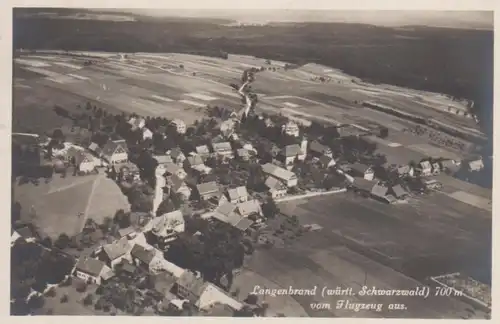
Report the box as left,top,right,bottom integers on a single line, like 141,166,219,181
11,56,491,317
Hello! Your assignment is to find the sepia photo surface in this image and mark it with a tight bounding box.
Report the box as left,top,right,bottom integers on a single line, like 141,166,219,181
9,6,493,319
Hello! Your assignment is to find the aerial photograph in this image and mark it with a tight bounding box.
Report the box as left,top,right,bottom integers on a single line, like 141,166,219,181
10,8,493,318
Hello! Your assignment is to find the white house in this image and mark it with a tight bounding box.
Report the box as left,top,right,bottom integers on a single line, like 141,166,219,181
98,237,132,269
149,210,185,243
220,186,249,205
264,176,288,199
171,119,187,134
468,158,484,172
419,161,433,176
397,165,415,177
128,117,146,130
212,142,234,160
74,151,98,173
74,257,114,285
142,127,153,140
101,140,128,165
280,143,306,170
282,120,300,137
262,163,298,188
196,283,243,311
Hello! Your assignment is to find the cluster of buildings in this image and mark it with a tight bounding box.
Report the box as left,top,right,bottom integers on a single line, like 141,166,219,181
73,209,244,314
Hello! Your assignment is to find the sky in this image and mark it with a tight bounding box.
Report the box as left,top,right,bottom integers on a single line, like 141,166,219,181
106,9,493,29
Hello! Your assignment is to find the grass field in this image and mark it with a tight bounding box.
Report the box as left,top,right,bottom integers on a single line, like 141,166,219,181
14,174,130,239
278,192,490,283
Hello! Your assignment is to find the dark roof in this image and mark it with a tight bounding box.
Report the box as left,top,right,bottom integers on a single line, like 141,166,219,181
76,257,106,277
391,184,407,198
196,181,219,196
350,163,371,174
130,244,155,265
352,178,374,191
170,147,184,159
309,141,330,154
319,155,334,166
282,144,301,157
371,183,388,198
119,259,137,273
101,140,128,158
16,226,35,239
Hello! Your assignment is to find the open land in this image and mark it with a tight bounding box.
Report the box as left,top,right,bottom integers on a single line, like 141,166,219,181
12,49,491,317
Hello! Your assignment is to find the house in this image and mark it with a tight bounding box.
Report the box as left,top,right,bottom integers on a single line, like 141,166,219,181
164,162,187,180
142,127,153,140
11,230,22,246
468,158,484,172
261,163,298,187
170,148,186,166
220,186,249,204
349,163,375,181
74,151,98,173
282,120,300,137
175,271,206,304
170,119,187,134
195,145,211,160
101,139,128,165
153,271,177,297
397,165,415,177
351,177,374,195
185,155,210,173
431,162,441,175
418,161,432,176
439,159,458,173
98,237,131,269
196,283,243,311
265,176,288,199
318,155,336,169
15,225,37,243
128,117,146,130
212,142,234,160
390,184,408,200
279,144,306,170
130,244,156,270
212,203,254,231
154,154,173,166
167,174,192,200
370,183,390,202
236,148,251,161
74,257,113,285
88,142,102,156
236,199,262,218
309,140,332,158
149,210,185,243
117,227,137,240
196,181,220,201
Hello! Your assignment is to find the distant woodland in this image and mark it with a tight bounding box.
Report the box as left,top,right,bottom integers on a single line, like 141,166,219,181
12,10,493,153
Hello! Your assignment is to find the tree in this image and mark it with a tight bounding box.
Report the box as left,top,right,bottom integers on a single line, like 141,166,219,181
83,294,94,306
54,233,70,249
262,198,279,219
113,209,131,228
60,294,69,303
27,295,45,310
52,129,64,142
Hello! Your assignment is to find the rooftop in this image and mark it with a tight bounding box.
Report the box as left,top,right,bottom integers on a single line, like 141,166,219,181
130,244,156,265
261,163,296,181
227,186,249,201
103,237,131,261
197,181,219,195
76,257,106,277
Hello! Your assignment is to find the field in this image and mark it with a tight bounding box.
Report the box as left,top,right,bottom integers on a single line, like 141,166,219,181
13,173,130,239
278,192,491,283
